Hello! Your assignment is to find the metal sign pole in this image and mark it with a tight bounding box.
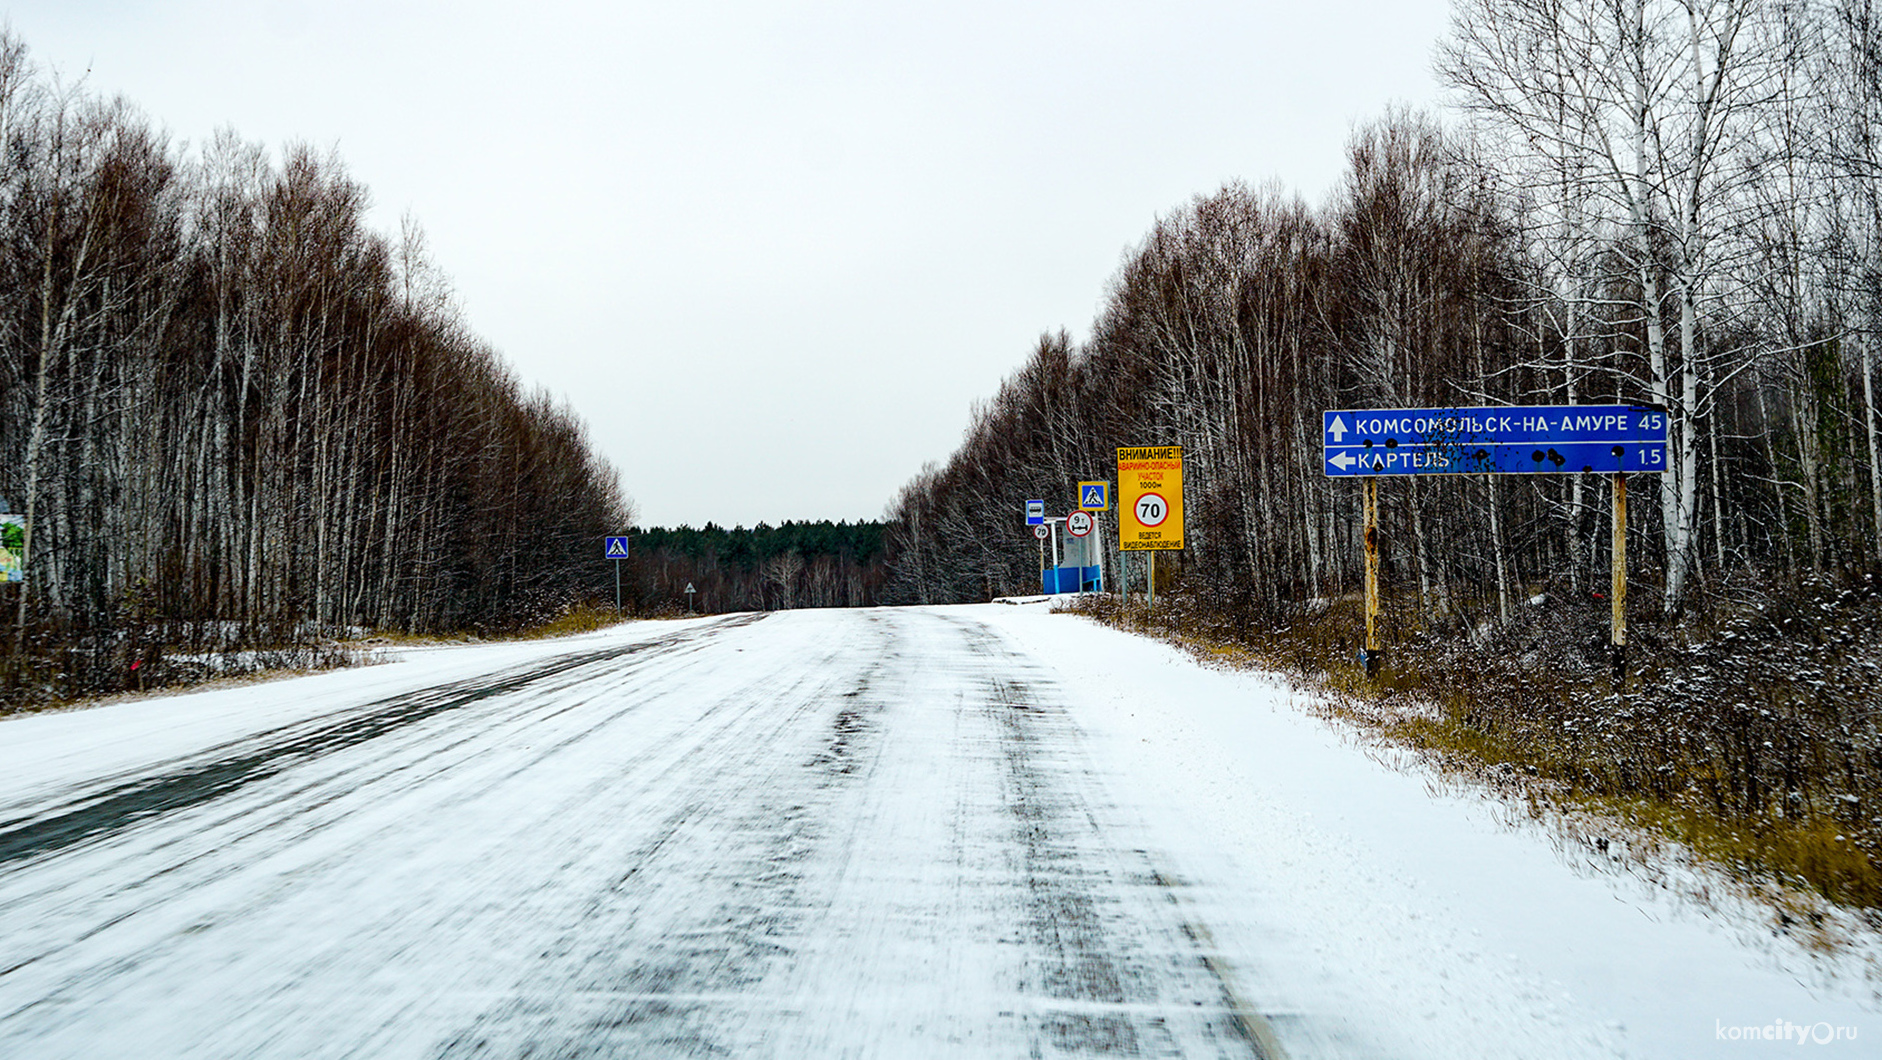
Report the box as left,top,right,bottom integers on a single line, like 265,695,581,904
1148,552,1155,612
1363,476,1381,677
603,536,631,613
1612,471,1627,686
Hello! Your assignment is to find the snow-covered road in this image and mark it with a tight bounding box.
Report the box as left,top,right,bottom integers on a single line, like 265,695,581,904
0,605,1871,1058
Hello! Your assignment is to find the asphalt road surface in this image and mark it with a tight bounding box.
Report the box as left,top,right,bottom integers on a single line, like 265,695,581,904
0,609,1284,1059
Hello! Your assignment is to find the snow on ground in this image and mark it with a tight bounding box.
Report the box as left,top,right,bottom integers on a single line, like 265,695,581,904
0,617,716,818
0,603,1871,1058
978,600,1876,1058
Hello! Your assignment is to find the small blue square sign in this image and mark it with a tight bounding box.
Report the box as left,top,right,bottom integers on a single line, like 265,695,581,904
604,536,630,559
1025,500,1045,526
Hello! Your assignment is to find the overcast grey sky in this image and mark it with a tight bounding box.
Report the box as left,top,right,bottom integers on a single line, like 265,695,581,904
9,0,1452,528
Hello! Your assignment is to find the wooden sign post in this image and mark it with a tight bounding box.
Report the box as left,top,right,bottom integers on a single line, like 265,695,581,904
1323,406,1666,683
1363,476,1382,677
1611,472,1627,686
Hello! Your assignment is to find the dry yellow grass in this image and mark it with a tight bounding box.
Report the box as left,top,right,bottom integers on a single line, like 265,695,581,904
1063,584,1882,947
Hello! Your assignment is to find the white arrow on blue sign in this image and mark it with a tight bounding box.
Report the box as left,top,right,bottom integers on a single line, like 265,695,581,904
1323,405,1668,477
604,536,630,559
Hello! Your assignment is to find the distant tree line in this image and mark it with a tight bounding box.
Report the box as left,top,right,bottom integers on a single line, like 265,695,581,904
628,521,885,613
0,32,631,702
885,0,1882,626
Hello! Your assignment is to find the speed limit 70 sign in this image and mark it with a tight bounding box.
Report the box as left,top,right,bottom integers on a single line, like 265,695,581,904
1133,493,1168,526
1116,446,1184,551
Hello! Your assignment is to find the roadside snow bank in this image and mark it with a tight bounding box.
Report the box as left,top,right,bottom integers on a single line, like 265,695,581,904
973,603,1875,1060
0,616,719,816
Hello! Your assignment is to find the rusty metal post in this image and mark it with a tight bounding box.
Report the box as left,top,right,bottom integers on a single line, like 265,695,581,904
1611,471,1627,686
1363,476,1382,677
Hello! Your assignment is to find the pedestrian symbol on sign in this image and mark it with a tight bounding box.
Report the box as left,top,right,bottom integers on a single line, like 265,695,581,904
604,536,630,559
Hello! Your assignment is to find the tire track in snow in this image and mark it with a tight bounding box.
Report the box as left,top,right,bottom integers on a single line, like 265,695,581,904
429,611,902,1057
437,609,1277,1058
0,614,771,998
951,614,1283,1059
0,614,760,872
0,608,1286,1058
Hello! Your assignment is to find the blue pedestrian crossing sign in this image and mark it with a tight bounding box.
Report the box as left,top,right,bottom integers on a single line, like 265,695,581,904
1078,481,1110,511
604,536,630,559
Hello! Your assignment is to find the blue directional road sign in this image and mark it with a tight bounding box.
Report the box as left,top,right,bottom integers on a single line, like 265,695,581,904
1025,500,1046,526
1323,405,1667,477
604,536,631,559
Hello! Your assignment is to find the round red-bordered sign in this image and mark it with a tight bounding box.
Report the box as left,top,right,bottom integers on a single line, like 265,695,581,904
1067,511,1093,537
1134,492,1169,528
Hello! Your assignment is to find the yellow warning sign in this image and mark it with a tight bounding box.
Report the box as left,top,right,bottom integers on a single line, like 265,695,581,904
1116,446,1183,551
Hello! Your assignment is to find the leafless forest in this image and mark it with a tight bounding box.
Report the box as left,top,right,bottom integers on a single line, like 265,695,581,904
887,0,1882,619
881,0,1882,904
0,33,630,703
